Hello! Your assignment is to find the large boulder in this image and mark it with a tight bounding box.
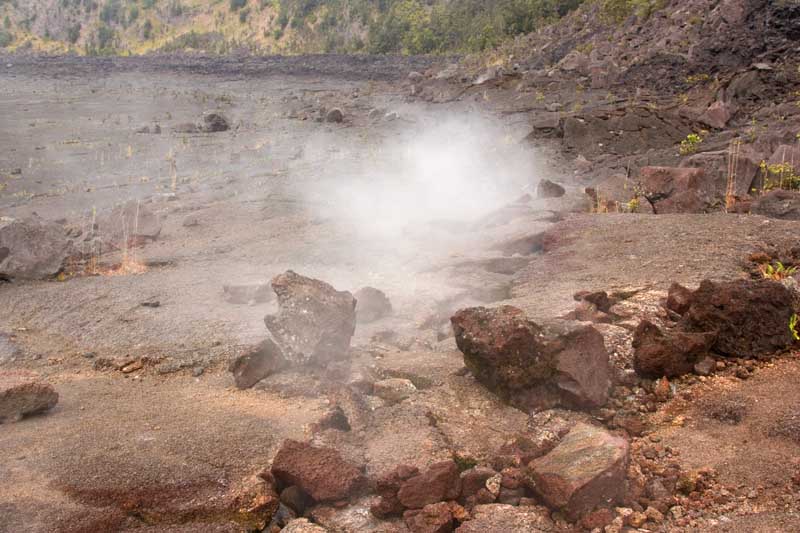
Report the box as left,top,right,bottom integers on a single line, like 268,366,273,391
455,504,554,532
681,143,762,198
97,200,162,250
0,371,59,422
397,461,461,510
451,306,610,409
632,320,716,378
264,271,357,366
0,216,71,280
271,440,365,503
229,339,286,389
751,189,800,220
528,423,629,521
681,279,795,358
638,166,713,214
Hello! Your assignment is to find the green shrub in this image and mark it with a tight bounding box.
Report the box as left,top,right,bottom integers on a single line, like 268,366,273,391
0,29,12,48
67,23,82,43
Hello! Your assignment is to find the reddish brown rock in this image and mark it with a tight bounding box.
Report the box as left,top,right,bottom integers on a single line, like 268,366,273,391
681,279,795,358
528,423,629,521
698,100,733,129
229,338,286,389
371,465,420,518
397,461,461,510
270,440,365,502
751,189,800,220
404,502,454,533
632,320,716,378
0,371,59,422
354,286,393,323
459,467,498,499
638,167,712,214
264,271,356,366
451,306,610,409
665,283,694,315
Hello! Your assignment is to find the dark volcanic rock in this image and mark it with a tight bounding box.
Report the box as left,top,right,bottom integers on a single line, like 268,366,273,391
751,190,800,220
325,108,344,123
202,112,230,132
0,371,59,422
459,467,498,499
451,306,610,409
665,283,694,315
632,320,716,378
229,339,286,389
681,279,795,358
264,271,356,366
528,423,629,521
397,460,461,510
638,166,713,214
0,216,71,280
371,464,420,518
271,440,365,502
354,287,393,323
536,179,566,199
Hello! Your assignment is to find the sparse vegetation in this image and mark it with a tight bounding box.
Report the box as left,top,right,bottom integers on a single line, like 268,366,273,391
679,133,703,155
759,261,797,281
791,314,800,342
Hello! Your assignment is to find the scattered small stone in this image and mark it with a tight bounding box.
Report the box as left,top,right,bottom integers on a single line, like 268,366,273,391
325,108,344,123
191,366,204,377
373,378,417,404
182,215,200,227
121,360,143,373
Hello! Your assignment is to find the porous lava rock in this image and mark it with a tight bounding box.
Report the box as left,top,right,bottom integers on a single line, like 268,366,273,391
270,440,365,503
632,320,716,378
451,306,610,409
0,215,71,280
638,166,712,214
397,460,461,510
403,502,454,533
264,271,356,366
371,464,420,518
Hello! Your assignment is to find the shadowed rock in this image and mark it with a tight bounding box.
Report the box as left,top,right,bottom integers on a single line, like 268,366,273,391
682,279,795,358
202,112,230,132
271,440,365,503
451,306,610,410
536,179,566,199
528,423,628,521
0,371,59,422
632,320,715,378
229,339,286,389
264,271,356,366
371,465,420,518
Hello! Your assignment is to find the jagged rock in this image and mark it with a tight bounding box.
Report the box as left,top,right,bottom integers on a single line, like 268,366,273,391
325,108,344,123
397,461,461,510
455,504,554,532
632,320,715,378
0,371,59,422
373,378,417,404
751,190,800,220
768,144,800,167
698,100,733,129
355,287,393,323
681,143,762,198
0,216,71,280
202,113,230,133
638,167,712,214
371,465,420,518
665,282,693,315
451,306,610,409
264,271,356,366
312,405,351,432
223,283,273,305
271,440,365,502
681,279,795,358
280,486,312,515
528,423,629,521
536,179,566,199
229,339,286,389
97,200,162,250
404,502,453,533
459,467,498,499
